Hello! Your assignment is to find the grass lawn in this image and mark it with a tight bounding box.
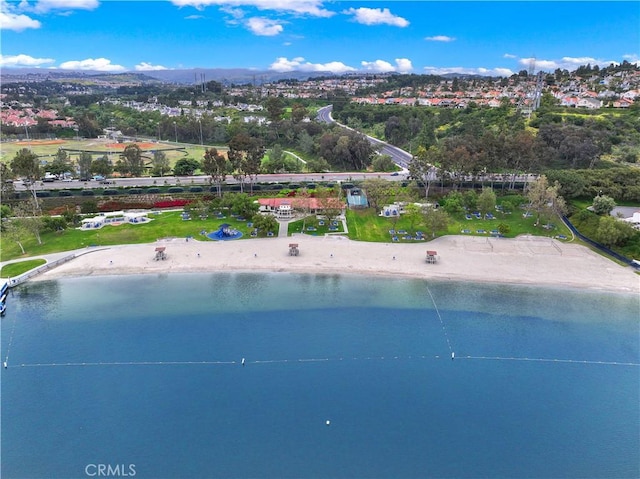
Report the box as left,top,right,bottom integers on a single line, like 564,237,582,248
345,206,572,243
288,216,344,236
0,259,46,278
0,210,269,262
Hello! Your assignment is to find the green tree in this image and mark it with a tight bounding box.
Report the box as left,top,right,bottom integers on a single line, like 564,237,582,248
118,144,144,177
91,154,112,178
362,178,394,211
403,203,423,234
263,144,286,173
423,207,450,238
477,187,497,215
227,133,264,193
48,149,72,177
305,157,331,173
78,152,94,180
291,103,308,123
10,149,40,181
408,146,440,199
591,195,616,216
371,154,397,172
265,96,284,123
10,148,41,206
0,163,16,203
440,191,465,216
151,150,170,177
251,213,278,235
594,216,635,247
229,193,259,219
297,130,314,155
202,148,229,197
173,158,201,176
526,175,567,226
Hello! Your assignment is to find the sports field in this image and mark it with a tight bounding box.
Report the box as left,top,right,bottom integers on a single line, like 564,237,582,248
0,138,227,168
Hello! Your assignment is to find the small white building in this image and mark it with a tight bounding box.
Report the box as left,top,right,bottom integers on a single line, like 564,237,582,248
80,211,151,230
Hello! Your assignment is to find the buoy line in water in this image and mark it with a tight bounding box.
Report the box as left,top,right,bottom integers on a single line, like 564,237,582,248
3,312,18,368
7,354,638,369
460,355,639,367
426,285,453,354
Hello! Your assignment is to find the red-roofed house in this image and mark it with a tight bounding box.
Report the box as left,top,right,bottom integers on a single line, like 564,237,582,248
258,197,345,218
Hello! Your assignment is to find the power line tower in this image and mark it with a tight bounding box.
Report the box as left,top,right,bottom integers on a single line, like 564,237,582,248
518,57,544,117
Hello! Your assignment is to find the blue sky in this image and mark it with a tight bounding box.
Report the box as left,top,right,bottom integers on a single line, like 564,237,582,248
1,1,638,76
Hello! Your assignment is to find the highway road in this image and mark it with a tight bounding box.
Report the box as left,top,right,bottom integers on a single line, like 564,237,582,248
316,105,413,170
12,171,405,191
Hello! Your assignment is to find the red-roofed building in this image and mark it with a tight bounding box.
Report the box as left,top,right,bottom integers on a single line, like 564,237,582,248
258,197,345,217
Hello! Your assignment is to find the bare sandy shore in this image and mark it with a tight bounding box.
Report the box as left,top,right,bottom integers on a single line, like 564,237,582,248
32,235,639,294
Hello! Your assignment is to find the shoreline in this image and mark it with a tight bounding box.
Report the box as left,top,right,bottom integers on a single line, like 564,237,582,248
30,235,640,294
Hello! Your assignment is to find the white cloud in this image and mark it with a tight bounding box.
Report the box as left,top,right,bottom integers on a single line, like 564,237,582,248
361,58,413,73
361,60,395,73
33,0,99,13
343,7,408,27
59,58,126,72
269,56,355,73
0,53,54,67
519,56,622,72
622,54,639,65
0,1,41,31
246,17,283,36
135,62,169,71
0,10,41,30
185,14,204,19
423,66,514,77
171,0,334,18
503,53,516,59
425,35,455,42
395,58,413,73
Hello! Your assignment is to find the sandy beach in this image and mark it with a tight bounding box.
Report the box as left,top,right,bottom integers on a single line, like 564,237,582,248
31,235,639,293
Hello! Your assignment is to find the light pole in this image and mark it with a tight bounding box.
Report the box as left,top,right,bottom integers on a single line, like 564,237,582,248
173,121,177,143
198,119,203,146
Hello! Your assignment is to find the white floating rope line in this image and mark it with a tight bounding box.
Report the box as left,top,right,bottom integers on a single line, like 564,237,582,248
6,354,637,369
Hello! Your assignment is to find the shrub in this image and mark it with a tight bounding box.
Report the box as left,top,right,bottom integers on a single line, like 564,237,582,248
127,188,143,195
36,191,51,198
81,201,99,214
58,190,74,197
147,187,160,194
189,186,204,193
81,190,95,196
153,199,192,209
102,189,119,195
167,187,184,193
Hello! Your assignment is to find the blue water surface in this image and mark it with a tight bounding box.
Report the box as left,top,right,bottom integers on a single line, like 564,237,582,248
1,273,638,479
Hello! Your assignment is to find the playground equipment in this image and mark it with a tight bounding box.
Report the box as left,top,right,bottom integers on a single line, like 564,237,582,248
154,246,167,261
289,243,299,256
425,250,439,264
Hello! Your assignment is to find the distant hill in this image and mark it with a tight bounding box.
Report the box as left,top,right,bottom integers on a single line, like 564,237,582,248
144,68,336,85
0,68,339,85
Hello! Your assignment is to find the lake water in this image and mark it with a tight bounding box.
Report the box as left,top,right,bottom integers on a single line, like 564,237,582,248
1,273,638,479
